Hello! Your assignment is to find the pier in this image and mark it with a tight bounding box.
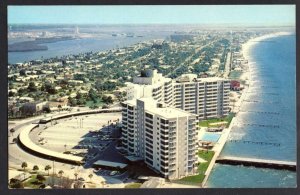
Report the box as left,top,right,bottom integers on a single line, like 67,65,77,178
216,156,296,171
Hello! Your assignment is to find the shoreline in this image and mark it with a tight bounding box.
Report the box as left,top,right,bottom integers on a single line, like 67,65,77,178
235,31,293,111
203,31,292,188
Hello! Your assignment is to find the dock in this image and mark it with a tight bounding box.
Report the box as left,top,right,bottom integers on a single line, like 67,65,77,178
216,156,296,171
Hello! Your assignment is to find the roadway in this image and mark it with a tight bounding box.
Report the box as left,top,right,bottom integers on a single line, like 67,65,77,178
8,107,126,187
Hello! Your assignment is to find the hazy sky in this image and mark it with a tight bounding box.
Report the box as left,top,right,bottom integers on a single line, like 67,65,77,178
8,5,295,26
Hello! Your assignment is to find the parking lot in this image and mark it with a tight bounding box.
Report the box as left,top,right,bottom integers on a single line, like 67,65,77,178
30,112,121,154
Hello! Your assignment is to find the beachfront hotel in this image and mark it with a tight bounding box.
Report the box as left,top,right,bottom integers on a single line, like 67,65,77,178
121,69,230,179
121,98,198,179
126,69,230,119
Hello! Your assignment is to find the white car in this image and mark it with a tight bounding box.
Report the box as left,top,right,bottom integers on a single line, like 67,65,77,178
110,171,118,176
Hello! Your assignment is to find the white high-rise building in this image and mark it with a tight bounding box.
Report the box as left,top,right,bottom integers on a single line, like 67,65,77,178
121,69,230,179
173,74,230,119
126,69,173,106
126,69,230,119
121,98,198,179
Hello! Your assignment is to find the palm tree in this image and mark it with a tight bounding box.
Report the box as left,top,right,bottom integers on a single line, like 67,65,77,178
74,173,78,180
21,162,27,171
33,165,39,172
12,138,18,144
58,170,64,177
10,128,15,137
58,170,64,186
88,174,93,182
44,165,52,176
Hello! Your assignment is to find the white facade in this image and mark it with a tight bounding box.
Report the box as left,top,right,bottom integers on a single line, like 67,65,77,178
121,98,198,179
173,74,230,119
121,69,230,179
126,69,173,106
127,70,230,119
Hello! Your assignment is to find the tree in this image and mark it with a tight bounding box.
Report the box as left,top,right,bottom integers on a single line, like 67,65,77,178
10,180,24,189
21,162,27,171
44,165,52,176
77,98,86,105
74,173,78,180
58,170,64,177
76,92,82,99
33,165,39,172
58,105,62,112
58,170,64,186
36,174,46,181
102,104,109,109
45,83,56,94
88,174,93,182
102,95,113,104
12,138,18,143
8,91,15,97
27,82,37,92
88,88,98,103
10,128,15,136
19,69,26,76
43,106,51,113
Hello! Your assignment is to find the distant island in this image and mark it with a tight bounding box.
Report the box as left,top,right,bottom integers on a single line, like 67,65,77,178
8,36,76,52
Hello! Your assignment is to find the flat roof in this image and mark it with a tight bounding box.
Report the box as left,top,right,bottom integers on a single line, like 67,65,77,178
152,107,193,118
93,160,127,169
124,97,196,119
125,155,144,162
196,77,229,82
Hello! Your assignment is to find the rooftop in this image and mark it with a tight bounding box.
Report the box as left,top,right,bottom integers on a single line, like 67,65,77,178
93,160,128,169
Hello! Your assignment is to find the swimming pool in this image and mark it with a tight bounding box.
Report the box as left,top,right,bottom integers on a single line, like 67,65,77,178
201,133,221,142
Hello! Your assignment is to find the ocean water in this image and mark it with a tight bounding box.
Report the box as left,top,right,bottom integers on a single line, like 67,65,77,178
8,32,170,64
207,34,296,188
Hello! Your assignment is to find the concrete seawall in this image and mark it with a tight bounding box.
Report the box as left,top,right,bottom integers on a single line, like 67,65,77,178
216,156,296,171
201,117,237,187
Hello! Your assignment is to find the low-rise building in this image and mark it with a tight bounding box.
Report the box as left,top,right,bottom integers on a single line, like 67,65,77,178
20,101,48,115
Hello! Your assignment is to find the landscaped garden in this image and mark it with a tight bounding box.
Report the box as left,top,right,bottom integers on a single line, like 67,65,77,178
199,113,235,128
176,150,215,185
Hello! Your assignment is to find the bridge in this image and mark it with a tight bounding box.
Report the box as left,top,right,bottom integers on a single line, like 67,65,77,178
216,156,296,171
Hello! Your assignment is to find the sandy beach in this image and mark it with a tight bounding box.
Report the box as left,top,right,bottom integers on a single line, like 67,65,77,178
242,31,293,63
233,31,293,112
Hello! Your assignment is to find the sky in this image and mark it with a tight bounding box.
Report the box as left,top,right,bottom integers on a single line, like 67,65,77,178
8,5,295,26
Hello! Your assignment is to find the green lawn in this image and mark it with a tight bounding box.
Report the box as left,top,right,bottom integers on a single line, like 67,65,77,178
177,150,215,185
199,113,235,128
23,175,44,189
85,98,104,107
124,183,142,188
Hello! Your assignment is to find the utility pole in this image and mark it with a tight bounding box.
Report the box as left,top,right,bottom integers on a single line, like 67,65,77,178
52,159,55,186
